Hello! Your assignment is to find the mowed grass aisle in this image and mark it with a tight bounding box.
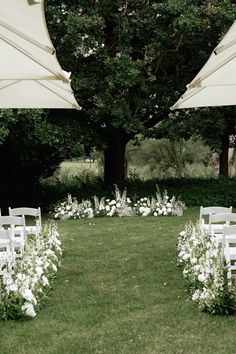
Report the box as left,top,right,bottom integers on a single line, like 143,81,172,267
1,208,236,353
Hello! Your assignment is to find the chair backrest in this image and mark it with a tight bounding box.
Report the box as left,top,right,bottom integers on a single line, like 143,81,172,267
224,224,236,234
209,213,236,235
199,206,232,225
223,224,236,248
9,207,41,229
0,229,14,274
0,215,25,231
0,229,12,241
223,225,236,279
209,212,236,224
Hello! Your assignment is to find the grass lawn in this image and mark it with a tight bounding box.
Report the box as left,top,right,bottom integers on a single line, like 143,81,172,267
59,161,100,178
1,207,236,354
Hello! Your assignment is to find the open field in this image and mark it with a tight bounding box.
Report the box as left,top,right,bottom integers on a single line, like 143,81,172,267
58,160,101,178
1,208,236,354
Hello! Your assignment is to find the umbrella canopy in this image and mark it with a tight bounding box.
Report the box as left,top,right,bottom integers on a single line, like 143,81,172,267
0,0,80,109
171,21,236,110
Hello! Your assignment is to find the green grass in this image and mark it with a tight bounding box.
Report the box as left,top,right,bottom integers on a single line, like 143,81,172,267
1,207,236,353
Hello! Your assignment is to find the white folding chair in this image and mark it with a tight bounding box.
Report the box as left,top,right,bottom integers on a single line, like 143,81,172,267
0,229,15,274
199,206,232,233
0,216,26,258
223,225,236,280
9,207,42,236
209,213,236,244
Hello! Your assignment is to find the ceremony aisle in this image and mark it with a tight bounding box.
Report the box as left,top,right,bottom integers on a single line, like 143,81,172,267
1,209,236,354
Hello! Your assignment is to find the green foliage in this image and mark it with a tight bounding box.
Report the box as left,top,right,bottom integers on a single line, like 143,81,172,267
127,137,213,178
44,0,236,183
37,173,236,210
147,1,236,165
0,109,84,207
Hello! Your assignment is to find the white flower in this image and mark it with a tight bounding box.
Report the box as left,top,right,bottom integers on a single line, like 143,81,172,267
142,208,151,216
179,231,186,237
45,249,55,257
35,266,43,277
3,275,13,285
16,273,26,281
190,258,197,265
109,200,116,205
182,254,190,261
116,202,121,208
192,290,201,301
105,205,110,211
9,283,18,292
52,264,57,272
153,212,158,216
198,274,207,282
193,265,201,271
86,207,94,218
22,302,36,318
42,275,49,287
22,288,36,304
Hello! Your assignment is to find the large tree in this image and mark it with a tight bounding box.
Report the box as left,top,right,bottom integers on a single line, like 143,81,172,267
147,0,236,178
45,0,236,183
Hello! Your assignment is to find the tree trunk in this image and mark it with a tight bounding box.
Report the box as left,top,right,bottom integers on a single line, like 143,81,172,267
103,130,129,185
219,133,229,178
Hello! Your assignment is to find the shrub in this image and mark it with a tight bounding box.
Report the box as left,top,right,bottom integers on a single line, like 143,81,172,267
177,222,236,315
37,176,236,211
0,221,62,320
52,185,186,219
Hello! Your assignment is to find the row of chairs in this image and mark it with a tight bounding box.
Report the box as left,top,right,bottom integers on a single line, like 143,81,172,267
0,207,42,274
199,206,236,280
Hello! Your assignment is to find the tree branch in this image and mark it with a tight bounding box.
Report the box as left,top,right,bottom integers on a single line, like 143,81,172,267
155,34,184,73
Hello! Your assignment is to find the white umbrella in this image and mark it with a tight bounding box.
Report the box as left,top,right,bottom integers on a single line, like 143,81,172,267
171,21,236,110
0,0,81,109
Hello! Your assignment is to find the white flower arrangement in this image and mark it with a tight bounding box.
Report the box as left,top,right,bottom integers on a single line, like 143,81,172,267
53,186,185,220
0,221,62,320
178,222,236,314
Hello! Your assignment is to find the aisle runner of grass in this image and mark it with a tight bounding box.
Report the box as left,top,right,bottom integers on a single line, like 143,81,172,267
1,208,236,354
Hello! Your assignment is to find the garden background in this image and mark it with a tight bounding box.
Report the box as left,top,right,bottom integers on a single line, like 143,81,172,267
2,1,236,353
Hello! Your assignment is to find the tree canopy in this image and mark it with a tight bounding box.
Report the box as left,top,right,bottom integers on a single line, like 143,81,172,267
44,0,236,182
0,0,235,201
